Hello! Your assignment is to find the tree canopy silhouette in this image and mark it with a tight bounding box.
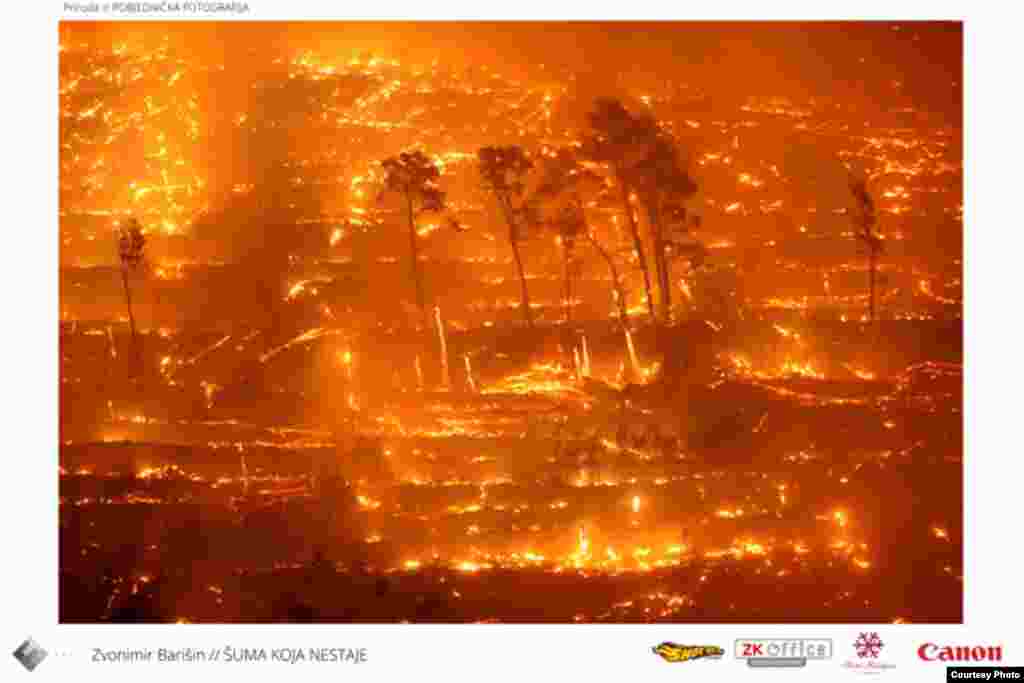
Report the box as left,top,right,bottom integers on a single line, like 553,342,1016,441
583,98,699,324
478,145,538,328
380,150,456,330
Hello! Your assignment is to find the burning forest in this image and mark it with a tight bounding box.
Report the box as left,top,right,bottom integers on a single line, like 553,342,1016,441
59,21,963,623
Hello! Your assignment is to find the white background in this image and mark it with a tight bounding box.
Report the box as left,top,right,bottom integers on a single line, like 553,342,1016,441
1,3,1021,682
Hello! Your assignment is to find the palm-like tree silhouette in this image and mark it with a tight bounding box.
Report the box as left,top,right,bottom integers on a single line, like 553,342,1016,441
478,146,536,328
849,175,884,322
380,150,455,330
584,98,659,324
117,217,146,373
632,135,699,323
584,98,698,325
534,147,603,327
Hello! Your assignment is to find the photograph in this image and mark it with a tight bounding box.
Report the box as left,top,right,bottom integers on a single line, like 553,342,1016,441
56,20,963,625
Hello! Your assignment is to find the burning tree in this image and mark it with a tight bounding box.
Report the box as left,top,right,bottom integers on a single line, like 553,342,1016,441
581,219,642,383
478,146,537,328
583,98,660,324
533,147,598,326
380,150,454,330
582,222,630,330
632,135,700,323
117,217,146,373
669,233,709,315
849,174,884,322
534,147,638,378
551,202,586,326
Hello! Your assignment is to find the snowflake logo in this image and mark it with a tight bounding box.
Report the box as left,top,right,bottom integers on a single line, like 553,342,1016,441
854,632,884,659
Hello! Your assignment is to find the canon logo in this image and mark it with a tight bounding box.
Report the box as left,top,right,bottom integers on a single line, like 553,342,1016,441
917,643,1003,662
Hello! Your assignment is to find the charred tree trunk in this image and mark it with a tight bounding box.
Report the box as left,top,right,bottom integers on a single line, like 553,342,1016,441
647,202,672,324
405,194,428,330
498,198,534,329
587,233,629,332
588,234,639,384
869,248,877,323
510,238,533,328
562,242,573,326
617,177,656,325
119,265,142,376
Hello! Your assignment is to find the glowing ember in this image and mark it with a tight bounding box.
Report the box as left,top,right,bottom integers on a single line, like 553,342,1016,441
434,306,451,390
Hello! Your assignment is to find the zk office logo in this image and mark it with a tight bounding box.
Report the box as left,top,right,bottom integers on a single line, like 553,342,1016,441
735,639,833,668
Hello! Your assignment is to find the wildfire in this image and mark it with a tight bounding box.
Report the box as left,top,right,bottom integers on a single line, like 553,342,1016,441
58,36,961,625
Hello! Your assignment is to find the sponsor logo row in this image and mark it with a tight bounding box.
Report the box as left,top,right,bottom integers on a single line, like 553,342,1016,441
652,635,1006,673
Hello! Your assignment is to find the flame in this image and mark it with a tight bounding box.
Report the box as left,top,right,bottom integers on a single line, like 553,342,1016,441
737,172,763,188
773,324,801,341
483,362,584,397
576,524,590,558
286,281,309,300
455,353,474,394
356,495,381,510
779,359,824,380
742,542,766,555
679,279,693,301
414,354,424,391
581,334,592,377
416,222,440,237
844,363,877,380
434,306,451,390
624,328,641,380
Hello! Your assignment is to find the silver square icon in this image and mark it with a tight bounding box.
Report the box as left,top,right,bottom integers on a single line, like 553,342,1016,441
13,638,47,672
